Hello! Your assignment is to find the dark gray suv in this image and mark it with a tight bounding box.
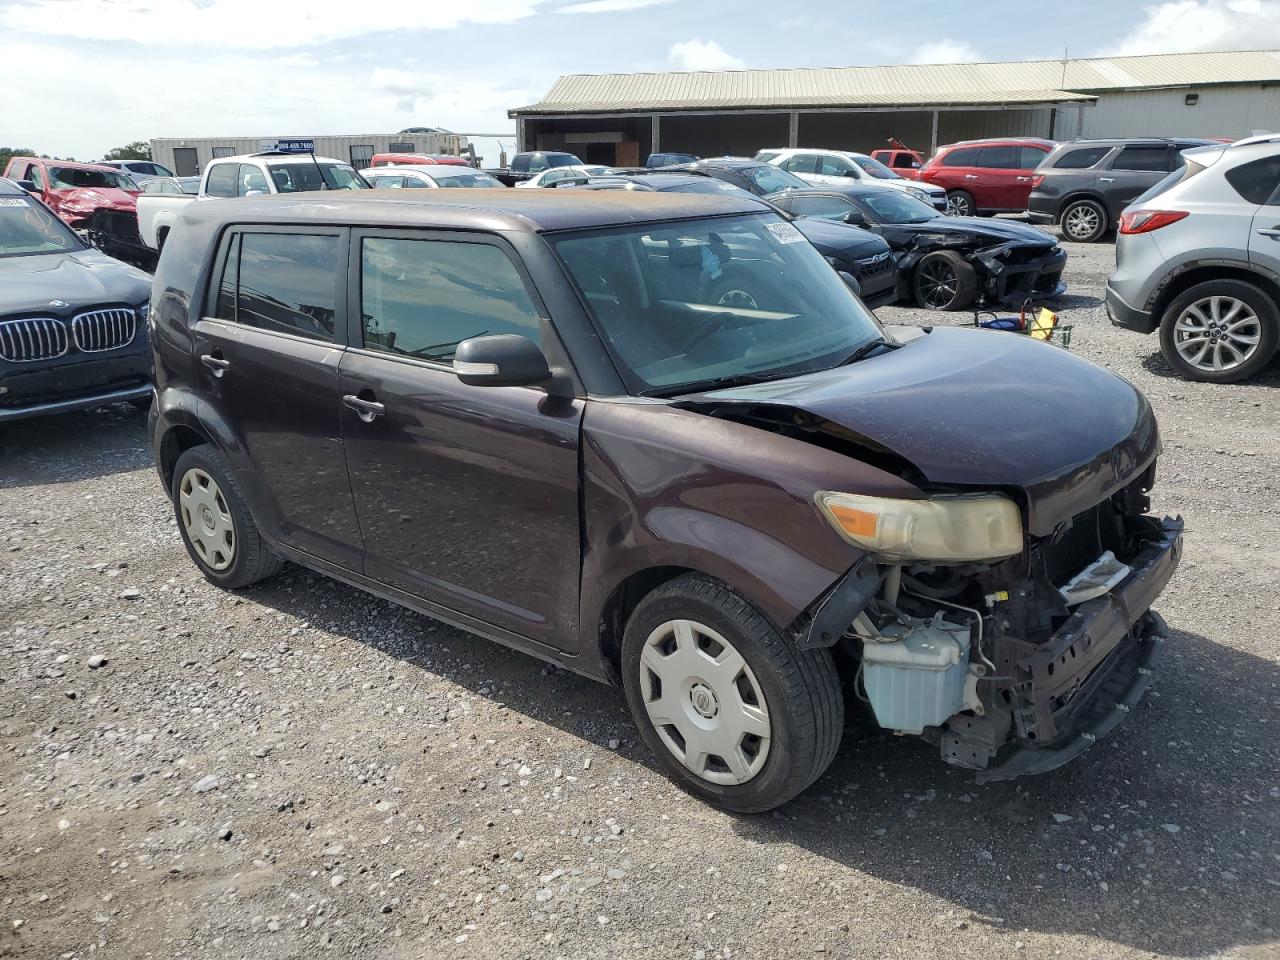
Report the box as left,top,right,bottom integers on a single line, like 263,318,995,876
1028,139,1218,242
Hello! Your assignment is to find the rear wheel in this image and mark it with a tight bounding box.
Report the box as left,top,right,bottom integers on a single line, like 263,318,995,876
1060,198,1108,242
620,574,843,812
945,190,975,217
171,444,284,589
912,250,978,311
1158,280,1278,383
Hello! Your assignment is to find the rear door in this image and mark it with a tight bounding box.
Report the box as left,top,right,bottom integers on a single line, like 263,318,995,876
974,145,1021,210
338,229,585,652
193,226,365,569
1100,144,1175,219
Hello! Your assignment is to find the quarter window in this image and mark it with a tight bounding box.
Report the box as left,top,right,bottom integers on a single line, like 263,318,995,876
1225,156,1280,205
215,232,341,342
360,238,542,363
1112,146,1172,172
1018,146,1050,169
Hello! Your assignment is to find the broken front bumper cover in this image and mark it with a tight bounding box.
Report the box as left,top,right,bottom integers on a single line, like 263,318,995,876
944,515,1183,782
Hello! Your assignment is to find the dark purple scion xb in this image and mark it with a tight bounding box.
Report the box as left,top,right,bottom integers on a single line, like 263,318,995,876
148,190,1181,811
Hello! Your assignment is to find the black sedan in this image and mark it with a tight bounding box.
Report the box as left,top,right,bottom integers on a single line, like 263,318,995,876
769,185,1068,311
0,177,152,421
569,172,899,308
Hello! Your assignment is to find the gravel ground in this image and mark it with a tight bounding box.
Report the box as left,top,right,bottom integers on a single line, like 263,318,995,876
2,235,1278,960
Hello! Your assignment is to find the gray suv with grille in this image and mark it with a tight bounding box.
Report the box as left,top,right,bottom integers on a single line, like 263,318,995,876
1028,138,1218,242
0,177,152,421
1105,134,1280,383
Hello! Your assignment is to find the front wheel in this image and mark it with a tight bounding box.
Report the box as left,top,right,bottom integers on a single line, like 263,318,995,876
912,250,978,311
620,574,843,812
1158,280,1279,383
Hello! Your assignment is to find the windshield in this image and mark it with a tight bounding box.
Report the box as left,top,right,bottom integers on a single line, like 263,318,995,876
268,162,370,192
552,213,882,395
432,172,503,188
547,154,583,168
0,196,83,257
851,155,902,180
49,166,136,191
861,191,940,224
737,164,810,196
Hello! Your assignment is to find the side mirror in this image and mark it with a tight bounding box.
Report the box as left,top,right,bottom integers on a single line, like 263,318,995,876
838,271,861,298
16,180,37,193
843,169,860,178
843,210,869,227
454,334,551,387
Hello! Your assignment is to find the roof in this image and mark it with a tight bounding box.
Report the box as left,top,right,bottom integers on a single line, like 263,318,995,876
182,188,768,234
10,157,125,172
511,49,1280,116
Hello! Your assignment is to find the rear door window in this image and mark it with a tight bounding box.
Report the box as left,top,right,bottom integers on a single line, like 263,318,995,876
817,155,854,176
786,195,857,220
359,236,543,363
1112,145,1172,172
780,154,817,175
1225,156,1280,205
214,231,342,342
941,147,982,167
1052,146,1109,169
205,163,238,198
976,146,1019,169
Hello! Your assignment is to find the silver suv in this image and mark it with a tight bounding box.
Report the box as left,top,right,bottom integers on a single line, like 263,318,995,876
1106,135,1280,383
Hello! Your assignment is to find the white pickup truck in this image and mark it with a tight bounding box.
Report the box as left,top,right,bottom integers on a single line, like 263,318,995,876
136,151,368,252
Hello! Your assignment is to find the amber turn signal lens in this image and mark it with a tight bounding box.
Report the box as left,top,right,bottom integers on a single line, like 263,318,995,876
827,503,879,538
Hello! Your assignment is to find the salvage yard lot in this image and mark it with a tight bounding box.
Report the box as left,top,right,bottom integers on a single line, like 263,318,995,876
2,238,1278,960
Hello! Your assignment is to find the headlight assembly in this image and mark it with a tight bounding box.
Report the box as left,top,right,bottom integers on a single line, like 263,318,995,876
816,491,1023,563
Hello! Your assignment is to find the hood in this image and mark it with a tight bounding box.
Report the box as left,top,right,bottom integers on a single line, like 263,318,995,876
55,187,138,213
0,249,151,314
793,217,891,260
681,327,1158,536
904,216,1055,245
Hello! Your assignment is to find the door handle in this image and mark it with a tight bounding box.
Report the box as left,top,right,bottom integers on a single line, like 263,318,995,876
1099,177,1116,183
343,394,386,423
964,174,979,180
200,353,230,377
1016,176,1031,182
1257,227,1280,239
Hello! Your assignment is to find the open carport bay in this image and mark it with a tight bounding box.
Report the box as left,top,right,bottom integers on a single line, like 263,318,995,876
1,239,1278,960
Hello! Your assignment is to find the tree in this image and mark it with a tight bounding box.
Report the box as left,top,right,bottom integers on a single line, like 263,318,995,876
0,147,37,174
101,141,151,161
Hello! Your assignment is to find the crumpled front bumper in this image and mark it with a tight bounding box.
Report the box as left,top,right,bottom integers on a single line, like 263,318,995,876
980,245,1069,306
971,516,1184,782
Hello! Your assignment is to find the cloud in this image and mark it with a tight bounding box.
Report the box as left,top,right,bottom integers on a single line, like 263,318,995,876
1107,0,1280,54
909,39,983,64
557,0,674,11
0,0,541,48
668,39,745,72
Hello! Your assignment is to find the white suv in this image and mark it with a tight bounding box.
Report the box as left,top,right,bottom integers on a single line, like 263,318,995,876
755,148,947,210
1106,134,1280,383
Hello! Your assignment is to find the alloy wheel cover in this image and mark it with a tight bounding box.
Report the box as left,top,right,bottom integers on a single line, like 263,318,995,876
638,619,772,786
1173,295,1261,372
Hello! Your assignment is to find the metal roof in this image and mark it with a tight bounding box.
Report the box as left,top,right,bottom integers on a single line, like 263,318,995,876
511,49,1280,116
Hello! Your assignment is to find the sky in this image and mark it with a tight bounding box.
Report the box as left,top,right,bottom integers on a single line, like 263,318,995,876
3,0,1279,166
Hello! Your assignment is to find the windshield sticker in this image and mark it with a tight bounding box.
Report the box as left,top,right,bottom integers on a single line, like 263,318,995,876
0,198,30,207
765,221,805,244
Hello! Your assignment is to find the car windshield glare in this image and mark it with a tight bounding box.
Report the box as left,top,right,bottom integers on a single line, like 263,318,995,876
861,191,940,224
268,163,369,192
742,165,809,194
49,167,135,191
434,172,503,188
553,214,883,395
853,155,901,180
0,196,82,257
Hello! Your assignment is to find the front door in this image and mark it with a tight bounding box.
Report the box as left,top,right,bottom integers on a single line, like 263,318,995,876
193,226,364,569
338,230,584,652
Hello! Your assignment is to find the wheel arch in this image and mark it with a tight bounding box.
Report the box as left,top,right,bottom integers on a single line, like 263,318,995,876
1056,191,1108,223
1149,262,1280,324
595,565,695,684
157,420,217,491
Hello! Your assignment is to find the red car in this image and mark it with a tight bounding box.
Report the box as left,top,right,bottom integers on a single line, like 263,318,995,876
869,146,926,179
369,153,469,167
3,156,140,232
918,138,1055,216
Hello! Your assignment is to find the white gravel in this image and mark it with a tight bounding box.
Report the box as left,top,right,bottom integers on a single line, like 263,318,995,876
1,235,1278,959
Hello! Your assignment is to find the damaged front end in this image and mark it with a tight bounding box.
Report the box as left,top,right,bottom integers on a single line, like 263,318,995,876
898,233,1067,307
796,468,1182,781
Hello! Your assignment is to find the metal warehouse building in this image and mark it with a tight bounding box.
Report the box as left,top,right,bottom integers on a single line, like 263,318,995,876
148,131,468,177
509,49,1280,166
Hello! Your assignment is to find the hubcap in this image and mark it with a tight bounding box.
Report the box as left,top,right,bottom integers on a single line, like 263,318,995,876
917,259,958,309
1173,295,1261,372
1065,204,1100,239
179,467,236,571
946,194,970,216
638,619,771,786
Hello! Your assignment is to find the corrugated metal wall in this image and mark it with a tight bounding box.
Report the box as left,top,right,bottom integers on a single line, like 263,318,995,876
149,133,464,176
1081,86,1280,139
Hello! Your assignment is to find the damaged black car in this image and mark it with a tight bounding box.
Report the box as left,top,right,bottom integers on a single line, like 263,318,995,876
770,185,1068,311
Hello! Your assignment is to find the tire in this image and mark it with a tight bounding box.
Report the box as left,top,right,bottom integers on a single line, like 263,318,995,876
1158,279,1279,383
1059,198,1108,242
912,250,978,311
170,444,284,589
619,573,843,813
128,396,152,413
945,190,975,217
